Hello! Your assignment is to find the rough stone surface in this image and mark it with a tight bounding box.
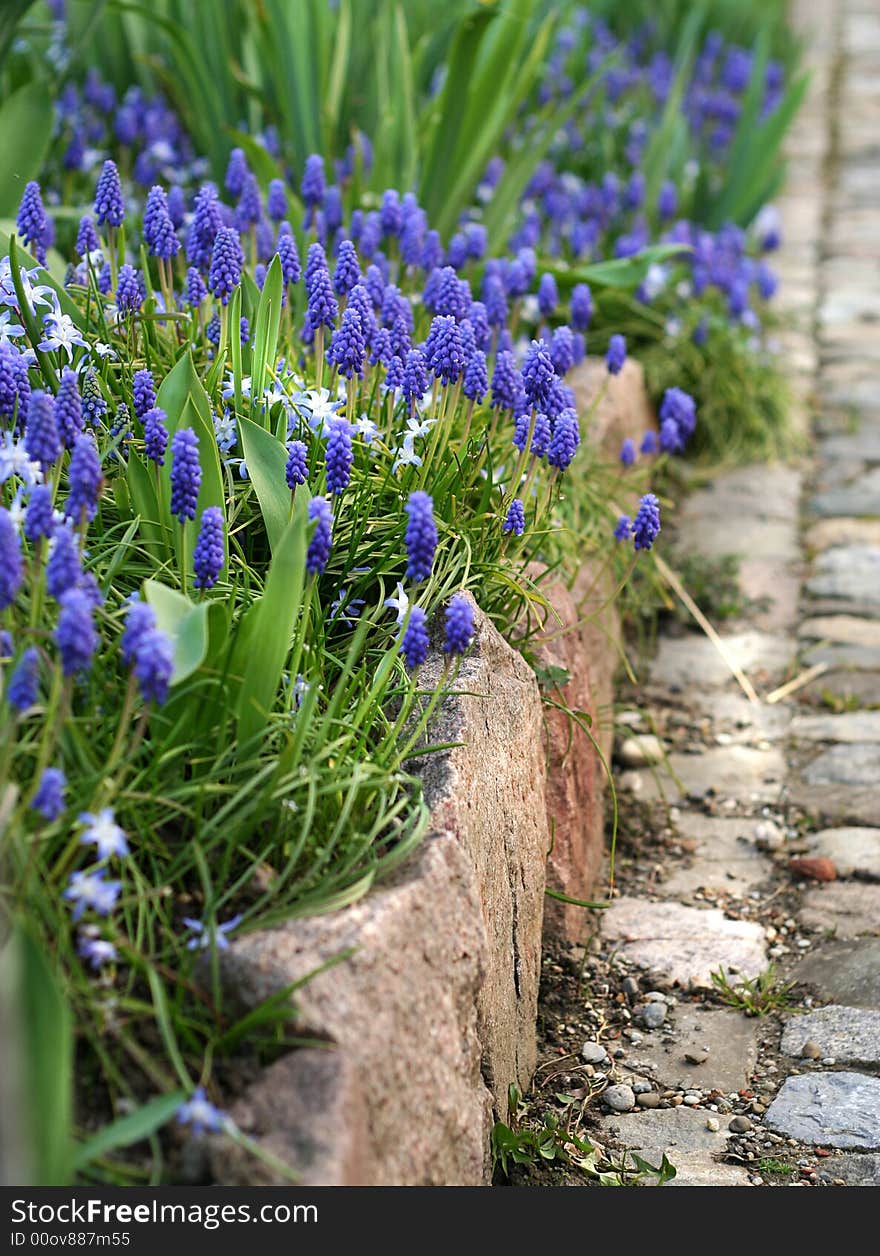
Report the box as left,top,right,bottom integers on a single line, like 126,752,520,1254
802,827,880,879
780,1005,880,1066
798,615,880,646
649,632,796,690
622,745,786,805
571,356,657,455
802,670,880,710
819,1153,880,1186
213,601,550,1185
660,815,771,899
409,602,552,1106
764,1072,880,1149
795,939,880,1008
622,1006,758,1094
803,742,880,785
799,882,880,937
806,518,880,553
807,546,880,602
664,1153,753,1187
210,1049,369,1186
602,1104,732,1156
601,898,767,986
790,712,880,742
789,781,880,826
810,472,880,519
529,568,613,943
212,834,491,1185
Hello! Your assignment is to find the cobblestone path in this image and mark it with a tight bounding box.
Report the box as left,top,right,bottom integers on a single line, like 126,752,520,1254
587,0,880,1187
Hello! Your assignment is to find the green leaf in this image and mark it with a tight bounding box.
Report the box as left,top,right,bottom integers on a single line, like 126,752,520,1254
0,82,54,217
229,284,243,416
73,1091,186,1171
0,1,38,73
0,928,73,1185
126,455,169,563
250,253,283,408
546,244,689,292
238,416,290,551
144,580,211,684
234,497,308,743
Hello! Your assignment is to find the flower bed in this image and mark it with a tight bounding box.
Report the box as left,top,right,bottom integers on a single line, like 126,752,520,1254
0,0,804,1185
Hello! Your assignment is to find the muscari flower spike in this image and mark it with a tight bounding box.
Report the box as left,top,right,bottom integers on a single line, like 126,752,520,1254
65,434,102,523
522,339,556,411
325,418,354,495
632,493,661,551
7,646,39,712
24,484,55,543
46,526,81,600
0,508,23,610
170,428,201,523
55,587,97,676
606,333,627,375
17,181,49,264
93,159,125,228
132,369,156,419
143,185,180,259
306,497,332,575
24,390,61,470
115,264,141,315
444,594,474,655
143,407,168,466
502,499,526,537
192,506,225,589
400,606,430,669
404,491,437,584
209,227,243,305
285,440,308,490
32,767,66,821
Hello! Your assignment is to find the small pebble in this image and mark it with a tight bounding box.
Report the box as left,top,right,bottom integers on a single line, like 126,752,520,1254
621,976,640,1001
581,1041,608,1065
637,1003,667,1029
754,820,784,851
603,1084,636,1113
632,1080,653,1094
684,1048,709,1066
729,1115,753,1133
706,1118,720,1132
636,1092,661,1109
683,1094,701,1107
618,734,665,768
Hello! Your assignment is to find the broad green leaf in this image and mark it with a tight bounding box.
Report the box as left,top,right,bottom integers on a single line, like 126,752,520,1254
0,1,38,73
144,579,210,684
234,498,308,744
0,928,73,1185
126,454,169,563
0,82,54,217
73,1091,186,1171
545,244,690,292
250,254,283,409
238,416,291,551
